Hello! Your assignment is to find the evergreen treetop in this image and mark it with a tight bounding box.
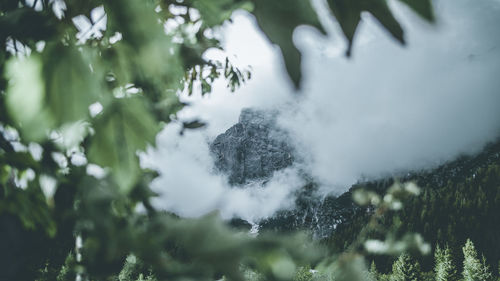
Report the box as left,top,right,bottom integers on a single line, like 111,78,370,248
462,239,493,281
391,253,422,281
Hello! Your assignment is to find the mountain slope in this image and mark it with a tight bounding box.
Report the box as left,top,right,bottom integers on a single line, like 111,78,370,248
210,108,500,273
326,140,500,272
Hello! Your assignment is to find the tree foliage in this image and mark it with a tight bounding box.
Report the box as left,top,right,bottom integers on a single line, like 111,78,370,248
462,239,493,281
0,0,434,280
325,141,500,273
390,253,422,281
433,244,458,281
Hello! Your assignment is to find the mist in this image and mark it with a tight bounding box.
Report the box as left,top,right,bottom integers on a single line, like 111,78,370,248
283,0,500,189
142,0,500,220
141,124,306,221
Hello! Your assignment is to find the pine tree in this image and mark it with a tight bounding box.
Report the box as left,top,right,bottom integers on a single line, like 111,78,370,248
479,255,493,281
462,239,493,281
498,260,500,281
391,253,422,281
369,260,379,281
434,244,457,281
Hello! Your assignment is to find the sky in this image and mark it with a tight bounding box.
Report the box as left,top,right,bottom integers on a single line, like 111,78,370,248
142,0,500,221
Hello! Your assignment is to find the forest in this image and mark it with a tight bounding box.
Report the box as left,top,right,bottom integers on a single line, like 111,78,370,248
1,0,499,280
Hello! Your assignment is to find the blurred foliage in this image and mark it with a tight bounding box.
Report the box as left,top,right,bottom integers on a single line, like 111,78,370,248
0,0,434,280
293,266,314,281
251,0,326,88
249,0,434,88
326,0,434,57
44,184,448,281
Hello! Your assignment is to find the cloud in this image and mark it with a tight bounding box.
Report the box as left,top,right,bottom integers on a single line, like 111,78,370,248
282,0,500,189
141,123,304,221
143,0,500,219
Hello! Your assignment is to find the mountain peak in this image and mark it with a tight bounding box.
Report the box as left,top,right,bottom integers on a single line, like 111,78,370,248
210,108,294,186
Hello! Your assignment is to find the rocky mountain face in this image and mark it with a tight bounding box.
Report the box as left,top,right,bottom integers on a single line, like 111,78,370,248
209,108,358,238
258,185,360,238
210,108,294,186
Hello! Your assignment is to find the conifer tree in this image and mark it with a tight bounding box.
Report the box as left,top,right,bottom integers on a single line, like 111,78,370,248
391,253,422,281
434,244,457,281
498,261,500,281
462,239,493,281
480,255,493,281
369,260,379,281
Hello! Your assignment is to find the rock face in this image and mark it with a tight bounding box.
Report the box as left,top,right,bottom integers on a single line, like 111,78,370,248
259,183,360,238
210,108,294,185
210,108,357,238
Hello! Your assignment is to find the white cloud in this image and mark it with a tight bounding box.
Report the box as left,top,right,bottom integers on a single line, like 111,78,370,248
141,123,304,221
143,0,500,219
282,0,500,188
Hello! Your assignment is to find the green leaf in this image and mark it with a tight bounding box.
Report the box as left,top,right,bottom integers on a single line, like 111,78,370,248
105,0,162,47
327,0,404,56
0,7,56,44
191,0,253,27
398,0,434,22
43,44,102,126
365,0,405,43
251,0,326,89
327,0,362,53
248,0,432,87
182,120,206,130
88,97,159,194
105,0,188,95
327,0,433,56
1,151,40,171
153,94,187,123
5,56,54,141
136,40,184,90
0,180,57,237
